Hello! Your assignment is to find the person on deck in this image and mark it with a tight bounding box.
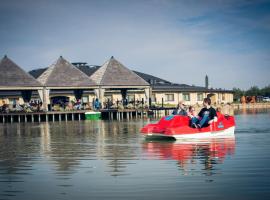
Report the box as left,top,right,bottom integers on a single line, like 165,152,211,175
192,98,217,128
172,101,187,116
94,98,100,110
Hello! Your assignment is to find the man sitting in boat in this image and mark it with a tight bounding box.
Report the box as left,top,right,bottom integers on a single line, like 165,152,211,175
172,101,187,116
191,98,217,128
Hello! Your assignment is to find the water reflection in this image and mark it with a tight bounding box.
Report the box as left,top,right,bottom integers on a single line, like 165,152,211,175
143,137,235,175
234,107,270,115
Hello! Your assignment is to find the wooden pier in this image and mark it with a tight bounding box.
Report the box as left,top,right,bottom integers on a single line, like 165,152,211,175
0,107,175,123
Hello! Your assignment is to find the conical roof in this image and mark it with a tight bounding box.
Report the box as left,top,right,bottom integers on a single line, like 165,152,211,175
90,56,150,86
37,56,96,87
0,55,42,88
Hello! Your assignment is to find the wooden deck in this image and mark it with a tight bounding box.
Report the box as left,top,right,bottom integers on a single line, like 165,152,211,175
0,107,175,123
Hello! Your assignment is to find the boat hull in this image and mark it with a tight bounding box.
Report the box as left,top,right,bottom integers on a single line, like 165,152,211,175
144,126,235,140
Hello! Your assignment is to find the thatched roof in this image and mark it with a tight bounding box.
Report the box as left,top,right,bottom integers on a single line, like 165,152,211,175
37,56,96,87
90,56,150,86
0,55,42,88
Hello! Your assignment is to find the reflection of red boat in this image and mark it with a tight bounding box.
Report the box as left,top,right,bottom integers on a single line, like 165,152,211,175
143,137,236,168
141,113,235,139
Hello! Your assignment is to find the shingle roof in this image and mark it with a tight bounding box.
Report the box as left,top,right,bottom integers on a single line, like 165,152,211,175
90,56,150,86
0,55,42,88
37,56,96,87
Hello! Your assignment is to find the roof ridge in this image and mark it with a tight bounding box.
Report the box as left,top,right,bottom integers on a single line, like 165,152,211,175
90,59,110,85
37,59,58,85
99,58,112,85
108,58,149,85
65,57,97,81
0,56,41,87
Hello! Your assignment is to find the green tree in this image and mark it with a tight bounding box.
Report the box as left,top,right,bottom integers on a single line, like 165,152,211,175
233,87,245,101
245,86,261,96
261,85,270,97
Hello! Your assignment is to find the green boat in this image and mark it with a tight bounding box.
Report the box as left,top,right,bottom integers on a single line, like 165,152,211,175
85,111,101,120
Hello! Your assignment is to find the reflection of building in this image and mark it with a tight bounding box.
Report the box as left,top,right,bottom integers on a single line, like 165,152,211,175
143,137,235,174
0,55,233,109
40,122,51,156
96,120,139,176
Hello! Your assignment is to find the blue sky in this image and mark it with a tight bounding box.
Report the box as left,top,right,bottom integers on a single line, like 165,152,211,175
0,0,269,90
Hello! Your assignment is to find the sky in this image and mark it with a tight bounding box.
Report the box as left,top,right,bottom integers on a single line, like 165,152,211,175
0,0,269,90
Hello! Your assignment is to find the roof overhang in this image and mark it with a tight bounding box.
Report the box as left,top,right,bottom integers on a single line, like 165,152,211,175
43,86,97,90
100,85,150,89
0,86,43,90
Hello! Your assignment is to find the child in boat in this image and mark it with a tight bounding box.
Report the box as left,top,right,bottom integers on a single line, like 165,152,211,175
188,106,199,128
172,101,187,116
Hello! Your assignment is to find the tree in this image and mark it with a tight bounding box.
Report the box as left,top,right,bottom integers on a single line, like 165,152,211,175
260,85,270,97
233,87,245,101
245,86,261,96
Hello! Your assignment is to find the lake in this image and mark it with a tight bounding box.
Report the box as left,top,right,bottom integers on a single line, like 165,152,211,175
0,110,270,200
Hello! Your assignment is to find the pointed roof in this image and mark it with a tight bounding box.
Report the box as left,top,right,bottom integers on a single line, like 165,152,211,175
0,55,42,88
90,56,150,86
37,56,96,87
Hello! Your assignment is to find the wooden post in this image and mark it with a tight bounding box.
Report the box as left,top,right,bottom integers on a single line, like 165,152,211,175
59,114,61,122
25,115,27,122
46,114,48,122
18,115,21,123
32,114,34,123
65,114,67,121
72,113,74,121
52,114,55,122
78,113,81,121
11,115,13,123
38,114,41,122
3,116,5,123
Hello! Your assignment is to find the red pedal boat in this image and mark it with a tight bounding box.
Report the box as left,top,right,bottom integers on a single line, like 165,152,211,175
141,113,235,139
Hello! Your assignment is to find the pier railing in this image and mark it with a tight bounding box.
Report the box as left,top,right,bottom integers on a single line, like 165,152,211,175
0,107,176,123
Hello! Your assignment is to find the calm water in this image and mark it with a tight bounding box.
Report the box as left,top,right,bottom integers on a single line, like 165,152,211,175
0,110,270,200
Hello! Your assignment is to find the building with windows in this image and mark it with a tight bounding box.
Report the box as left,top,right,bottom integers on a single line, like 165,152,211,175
1,55,233,110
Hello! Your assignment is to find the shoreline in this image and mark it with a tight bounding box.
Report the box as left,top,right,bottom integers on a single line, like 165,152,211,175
232,102,270,110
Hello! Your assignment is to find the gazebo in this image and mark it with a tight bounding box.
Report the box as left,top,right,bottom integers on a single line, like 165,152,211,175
0,55,42,104
90,56,150,106
37,56,97,111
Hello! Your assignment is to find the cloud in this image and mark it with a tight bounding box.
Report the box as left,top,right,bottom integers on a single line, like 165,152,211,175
0,0,269,90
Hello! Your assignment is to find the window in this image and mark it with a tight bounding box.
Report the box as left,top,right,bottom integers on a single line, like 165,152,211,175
151,94,156,102
82,96,89,103
127,94,135,101
183,93,190,101
222,93,225,101
165,94,174,102
197,93,203,101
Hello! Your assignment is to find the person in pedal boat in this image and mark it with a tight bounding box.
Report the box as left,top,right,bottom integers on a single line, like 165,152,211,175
172,101,187,116
188,106,199,127
191,98,217,128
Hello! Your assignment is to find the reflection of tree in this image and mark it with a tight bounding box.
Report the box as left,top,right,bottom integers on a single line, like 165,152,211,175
143,137,236,176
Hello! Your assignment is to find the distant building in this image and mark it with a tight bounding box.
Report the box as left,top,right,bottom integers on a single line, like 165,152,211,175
0,56,233,109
